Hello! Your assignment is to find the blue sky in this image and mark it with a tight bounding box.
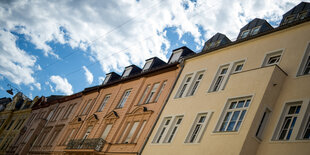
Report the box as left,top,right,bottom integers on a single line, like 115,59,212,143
0,0,307,99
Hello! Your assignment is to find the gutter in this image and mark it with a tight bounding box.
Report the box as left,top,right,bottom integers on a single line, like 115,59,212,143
138,60,185,155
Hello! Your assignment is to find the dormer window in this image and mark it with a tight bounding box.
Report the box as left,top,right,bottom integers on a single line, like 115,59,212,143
143,60,153,71
240,30,250,39
251,26,261,36
285,15,295,24
103,74,111,85
169,50,182,63
123,67,132,77
298,11,308,20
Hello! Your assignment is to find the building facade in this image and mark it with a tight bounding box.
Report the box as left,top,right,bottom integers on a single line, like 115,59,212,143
0,92,33,154
63,48,193,155
142,3,310,155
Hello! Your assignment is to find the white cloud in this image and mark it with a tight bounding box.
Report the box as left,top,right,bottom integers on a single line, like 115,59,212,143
29,93,33,99
29,86,34,91
0,76,3,80
82,66,93,85
50,75,73,95
0,30,38,86
34,82,41,90
0,0,304,90
36,65,42,71
0,86,4,91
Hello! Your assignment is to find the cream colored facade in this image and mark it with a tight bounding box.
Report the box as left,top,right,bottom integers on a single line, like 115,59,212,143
142,20,310,155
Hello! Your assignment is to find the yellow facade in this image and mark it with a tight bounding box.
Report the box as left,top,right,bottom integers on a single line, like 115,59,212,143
0,93,34,154
142,21,310,155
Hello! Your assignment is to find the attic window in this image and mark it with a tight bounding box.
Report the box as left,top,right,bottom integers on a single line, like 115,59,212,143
284,15,295,24
123,67,132,77
103,74,111,84
169,50,182,63
298,11,308,20
143,60,153,71
251,26,261,36
240,30,250,39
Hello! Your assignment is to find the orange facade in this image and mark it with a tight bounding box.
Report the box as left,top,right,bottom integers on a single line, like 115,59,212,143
62,48,193,154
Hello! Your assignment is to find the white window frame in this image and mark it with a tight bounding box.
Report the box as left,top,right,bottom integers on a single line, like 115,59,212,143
209,64,229,92
138,85,150,105
101,124,112,140
103,74,111,84
98,95,111,112
122,67,132,77
152,117,172,143
133,120,146,143
232,60,245,73
240,29,250,39
298,11,308,20
188,71,205,96
185,112,212,143
175,74,193,98
262,50,283,67
164,116,183,143
216,96,252,132
143,59,153,71
124,122,139,143
154,81,167,102
250,26,261,36
145,83,160,104
169,50,182,63
117,89,132,108
297,42,310,76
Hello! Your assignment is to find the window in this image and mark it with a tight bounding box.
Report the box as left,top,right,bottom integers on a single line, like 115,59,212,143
98,95,111,112
232,61,245,73
138,85,150,105
82,126,93,140
145,83,160,103
118,122,130,143
169,50,182,63
284,15,295,24
24,129,34,143
176,75,192,98
251,26,261,36
124,122,139,143
13,119,21,130
256,109,271,140
188,73,204,96
302,115,310,139
298,43,310,76
62,104,75,119
143,60,153,71
81,99,93,115
298,11,308,20
186,113,211,143
64,129,75,145
154,81,167,102
210,65,229,92
153,117,171,143
240,30,250,38
217,97,251,132
133,121,146,143
101,124,112,140
123,67,132,77
165,116,183,143
6,120,15,130
276,103,301,140
117,89,131,108
103,74,111,84
46,129,61,146
262,50,282,66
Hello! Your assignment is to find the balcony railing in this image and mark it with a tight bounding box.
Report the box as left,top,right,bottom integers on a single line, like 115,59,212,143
66,138,105,151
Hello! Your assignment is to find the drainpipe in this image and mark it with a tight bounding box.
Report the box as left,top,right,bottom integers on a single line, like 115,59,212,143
138,60,185,155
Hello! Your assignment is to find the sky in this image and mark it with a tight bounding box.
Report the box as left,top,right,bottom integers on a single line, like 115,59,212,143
0,0,308,99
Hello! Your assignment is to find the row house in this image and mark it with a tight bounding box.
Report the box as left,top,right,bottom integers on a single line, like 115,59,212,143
0,92,33,154
7,93,82,155
63,48,194,154
142,2,310,155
